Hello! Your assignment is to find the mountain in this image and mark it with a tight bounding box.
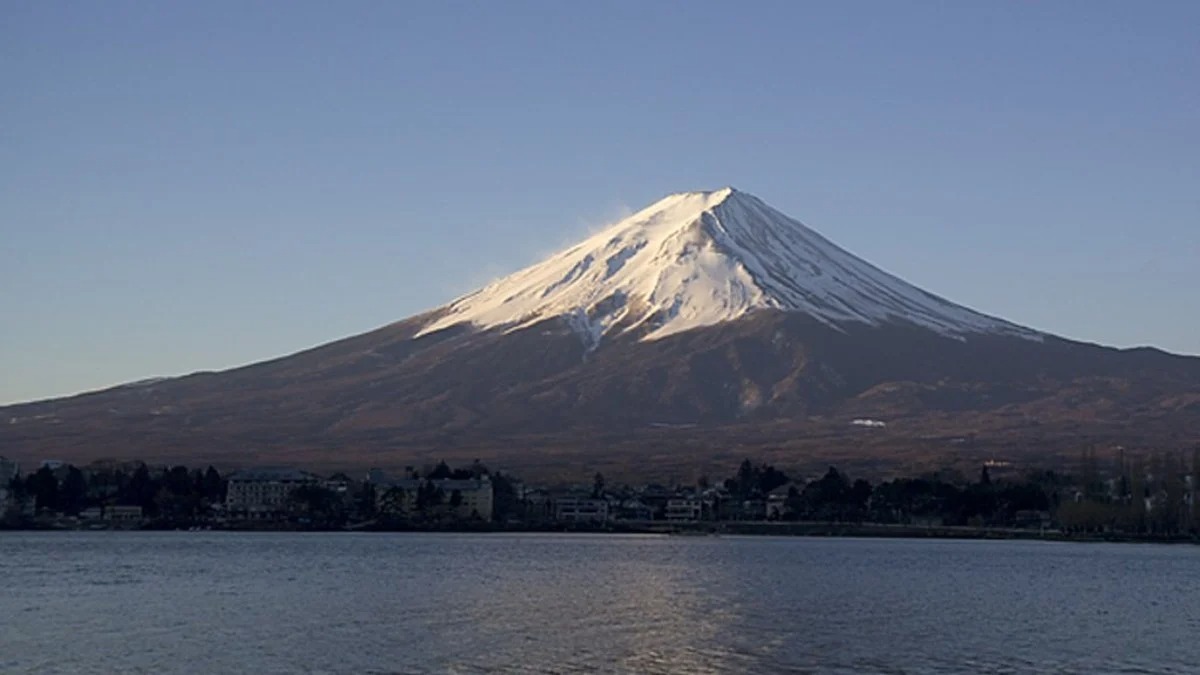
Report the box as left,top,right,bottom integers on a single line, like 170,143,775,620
3,188,1198,479
420,188,1039,345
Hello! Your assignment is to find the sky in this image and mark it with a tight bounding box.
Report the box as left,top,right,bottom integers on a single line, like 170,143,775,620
2,1,1197,405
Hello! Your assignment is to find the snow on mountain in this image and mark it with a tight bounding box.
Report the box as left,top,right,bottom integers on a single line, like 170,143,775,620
418,188,1041,346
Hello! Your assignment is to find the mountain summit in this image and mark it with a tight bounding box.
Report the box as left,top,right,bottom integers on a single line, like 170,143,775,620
2,188,1197,478
420,188,1039,346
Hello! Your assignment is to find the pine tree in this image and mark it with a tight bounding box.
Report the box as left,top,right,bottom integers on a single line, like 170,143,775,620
1162,452,1185,535
1129,457,1147,534
1191,447,1200,534
59,466,88,515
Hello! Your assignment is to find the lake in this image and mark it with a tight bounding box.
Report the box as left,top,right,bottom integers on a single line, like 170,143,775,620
1,532,1197,674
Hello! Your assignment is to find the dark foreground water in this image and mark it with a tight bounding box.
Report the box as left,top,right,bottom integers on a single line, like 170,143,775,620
1,533,1197,674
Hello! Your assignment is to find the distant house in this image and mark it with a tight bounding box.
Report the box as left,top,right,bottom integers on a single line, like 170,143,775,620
618,499,654,521
521,488,555,521
735,499,767,521
555,498,609,523
639,484,673,518
767,484,798,519
909,513,943,528
225,467,320,520
1013,510,1052,529
323,474,353,497
665,498,702,522
106,505,144,523
79,507,104,520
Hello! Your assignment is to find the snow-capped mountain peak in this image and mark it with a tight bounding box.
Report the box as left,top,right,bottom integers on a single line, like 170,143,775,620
417,188,1039,346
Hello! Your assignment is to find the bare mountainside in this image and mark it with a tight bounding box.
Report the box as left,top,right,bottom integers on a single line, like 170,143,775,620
3,189,1198,479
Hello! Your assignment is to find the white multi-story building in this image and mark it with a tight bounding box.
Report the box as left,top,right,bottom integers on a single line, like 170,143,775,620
665,498,702,522
225,467,319,519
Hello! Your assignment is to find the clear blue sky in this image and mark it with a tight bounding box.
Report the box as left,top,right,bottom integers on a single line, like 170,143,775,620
2,1,1197,405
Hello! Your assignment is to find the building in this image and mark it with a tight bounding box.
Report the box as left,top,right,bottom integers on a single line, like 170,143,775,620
106,505,144,523
767,484,798,519
555,498,609,523
79,507,104,520
639,484,673,518
225,467,320,519
521,488,555,522
618,498,654,521
665,498,702,522
374,476,494,521
729,498,767,521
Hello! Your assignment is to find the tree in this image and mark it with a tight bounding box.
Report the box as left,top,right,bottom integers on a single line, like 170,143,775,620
491,472,518,523
59,466,88,515
1192,447,1200,534
1159,452,1185,535
758,465,789,495
3,475,32,526
734,459,756,498
288,485,344,525
28,466,59,512
797,468,855,521
1079,446,1101,500
850,479,873,513
449,489,464,510
202,466,224,503
122,464,158,514
428,462,453,480
784,485,804,518
378,486,407,518
726,459,789,500
592,472,605,499
162,466,191,496
470,459,488,478
1129,457,1147,533
415,481,445,512
355,482,378,519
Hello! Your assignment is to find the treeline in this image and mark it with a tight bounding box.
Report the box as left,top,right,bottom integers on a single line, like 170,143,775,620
721,451,1200,535
1056,447,1200,535
5,463,226,521
720,460,1050,526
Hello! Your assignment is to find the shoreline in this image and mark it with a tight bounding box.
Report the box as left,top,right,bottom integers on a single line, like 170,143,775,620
4,520,1197,545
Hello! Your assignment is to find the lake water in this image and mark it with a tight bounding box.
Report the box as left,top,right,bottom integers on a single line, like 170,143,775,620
1,532,1197,674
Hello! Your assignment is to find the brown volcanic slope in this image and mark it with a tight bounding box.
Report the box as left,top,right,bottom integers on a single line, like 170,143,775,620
3,188,1198,480
2,309,1198,480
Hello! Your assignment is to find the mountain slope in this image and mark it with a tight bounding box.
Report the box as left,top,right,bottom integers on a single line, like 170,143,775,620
2,189,1197,478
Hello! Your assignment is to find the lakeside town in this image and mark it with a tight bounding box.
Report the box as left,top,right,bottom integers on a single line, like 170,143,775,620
3,449,1199,541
